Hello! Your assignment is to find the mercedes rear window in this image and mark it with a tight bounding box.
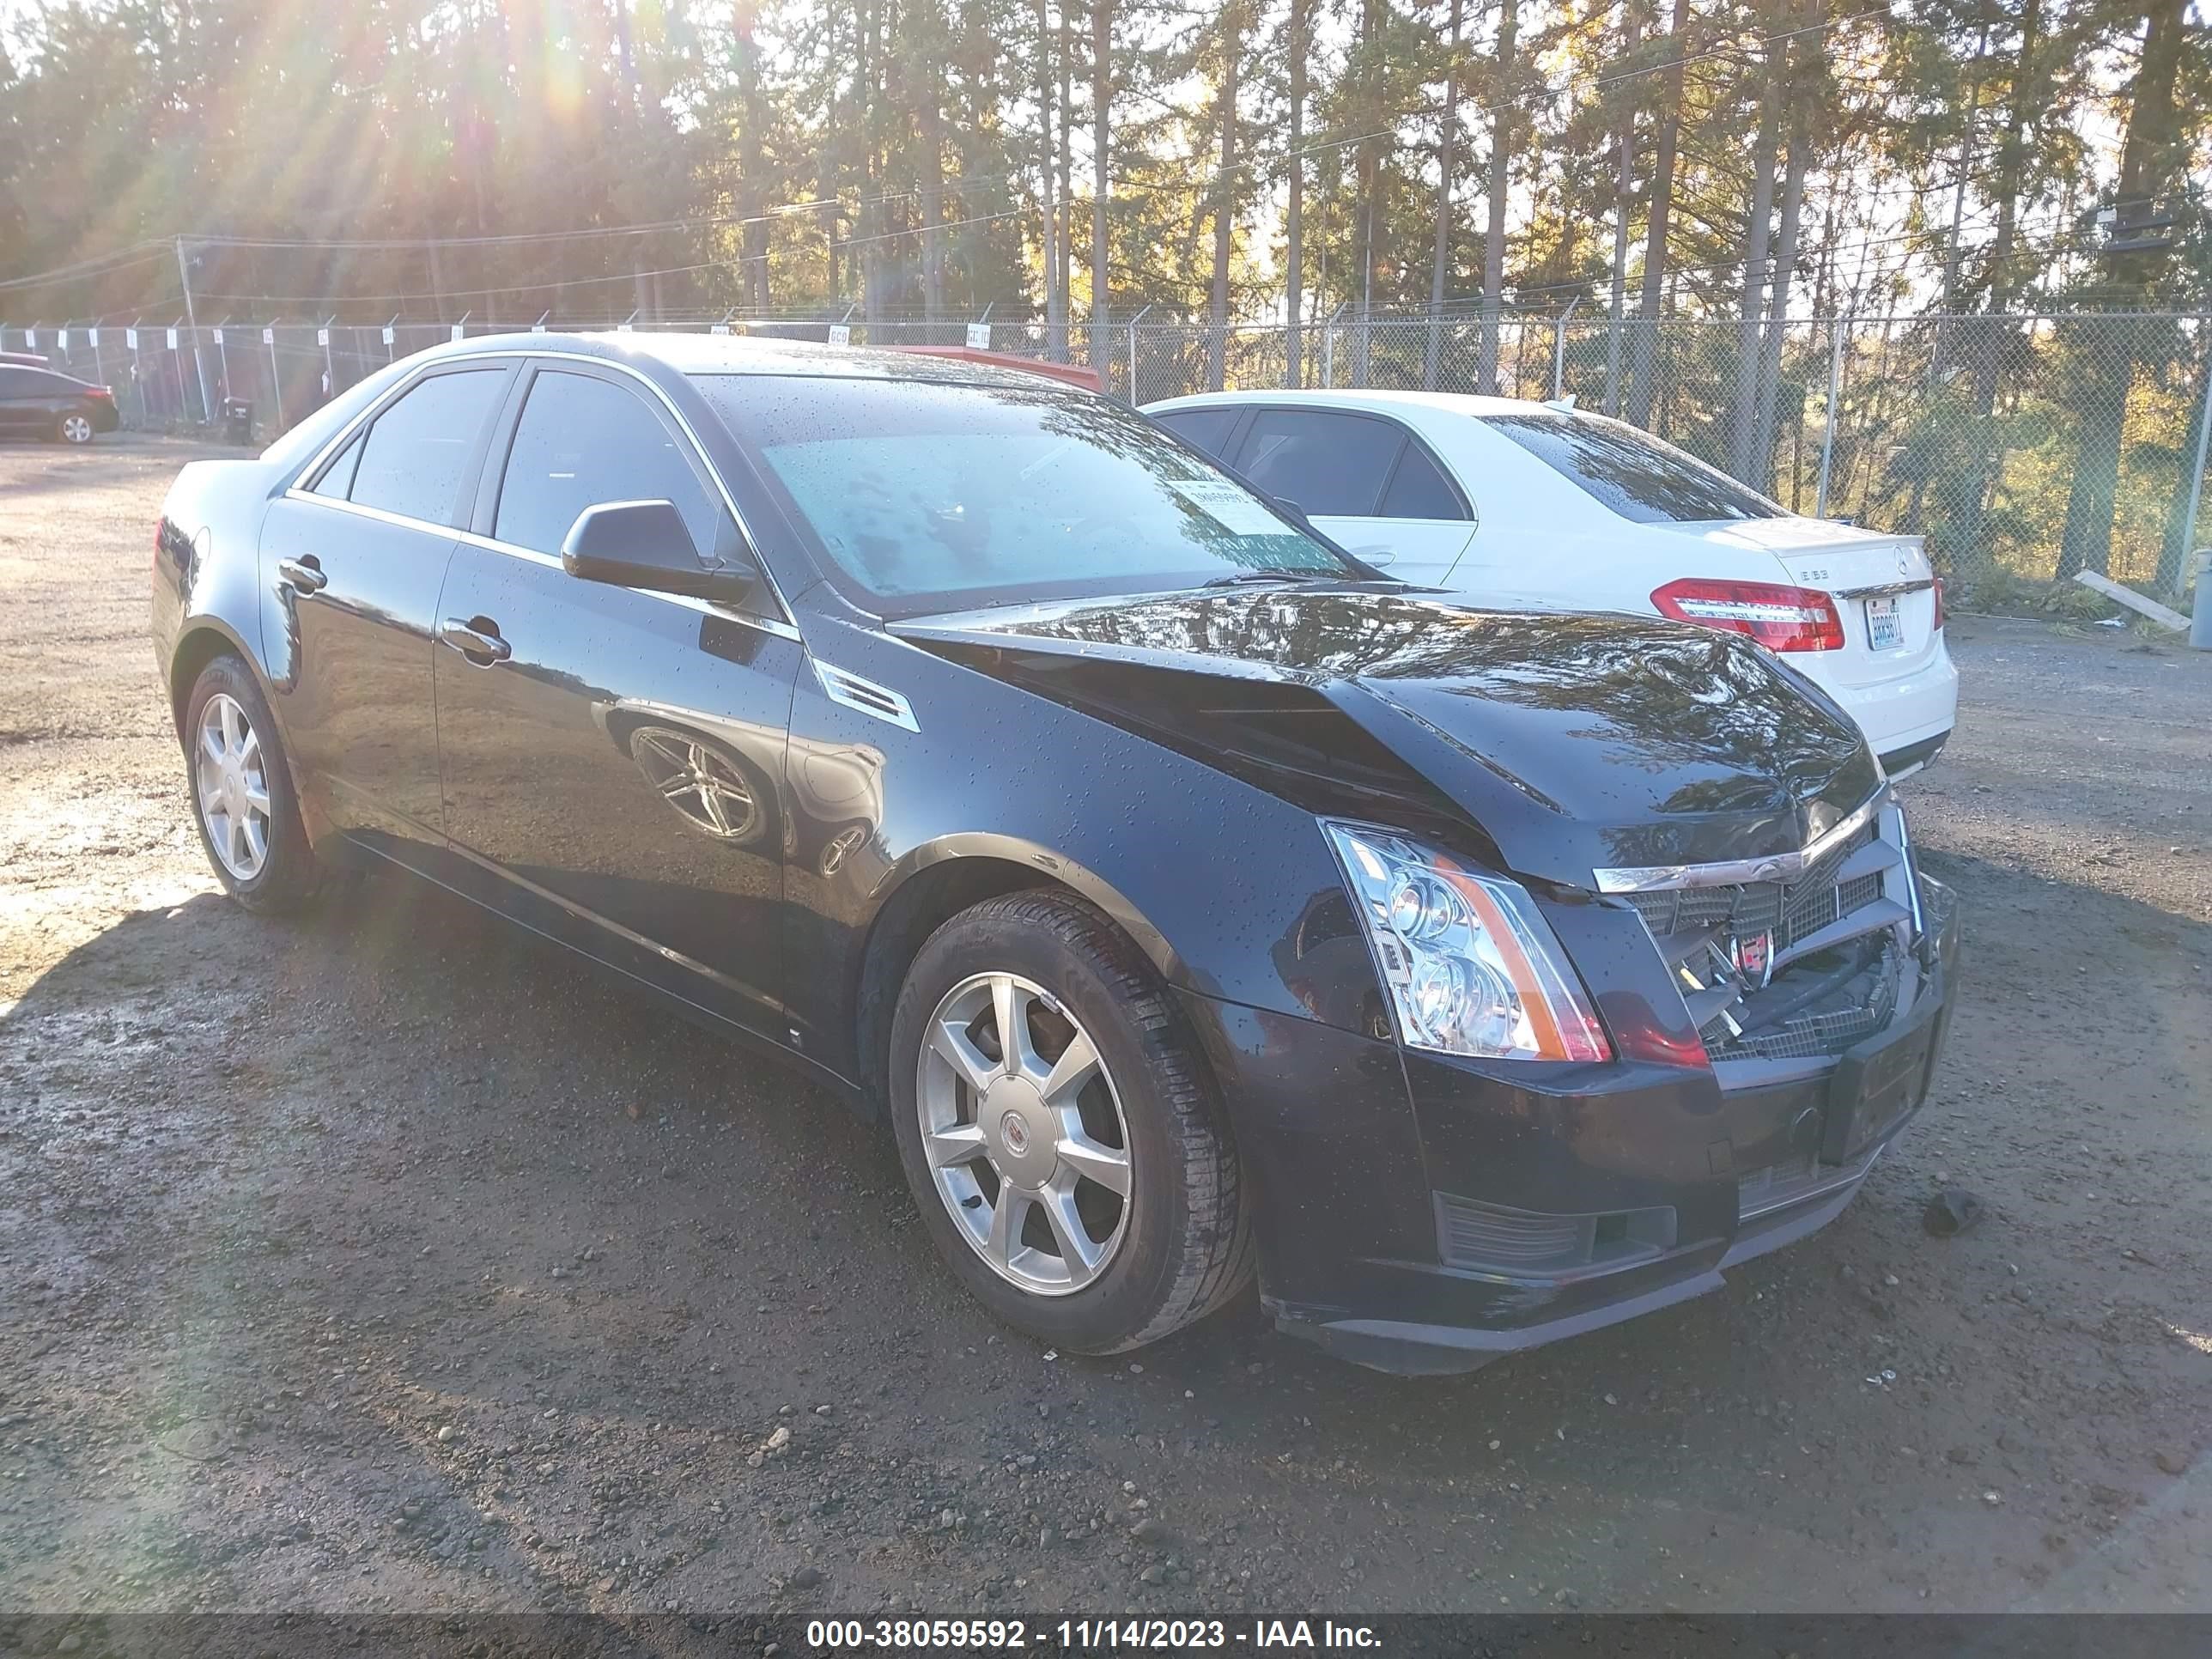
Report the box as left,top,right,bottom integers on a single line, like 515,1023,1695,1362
1480,412,1787,524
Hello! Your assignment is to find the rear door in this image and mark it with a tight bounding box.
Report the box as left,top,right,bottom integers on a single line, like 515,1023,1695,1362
1228,407,1476,584
431,360,802,1038
258,360,516,849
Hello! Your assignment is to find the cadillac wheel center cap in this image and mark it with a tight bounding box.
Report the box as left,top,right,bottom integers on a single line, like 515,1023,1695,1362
999,1110,1030,1156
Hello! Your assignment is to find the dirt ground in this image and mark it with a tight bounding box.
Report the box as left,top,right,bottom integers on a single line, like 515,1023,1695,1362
3,434,2208,1618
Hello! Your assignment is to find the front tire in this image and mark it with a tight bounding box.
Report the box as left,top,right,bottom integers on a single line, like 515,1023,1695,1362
888,890,1255,1353
182,655,324,913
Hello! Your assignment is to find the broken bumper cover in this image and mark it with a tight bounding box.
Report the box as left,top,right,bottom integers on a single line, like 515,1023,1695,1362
1193,877,1959,1377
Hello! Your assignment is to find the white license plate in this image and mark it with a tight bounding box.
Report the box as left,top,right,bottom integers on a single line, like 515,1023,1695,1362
1864,594,1904,651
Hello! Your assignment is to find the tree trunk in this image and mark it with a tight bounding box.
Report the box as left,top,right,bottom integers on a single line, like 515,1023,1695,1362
917,3,947,324
1424,0,1465,391
1956,0,2042,570
1627,0,1690,428
2058,0,2186,580
858,0,885,324
1206,3,1242,391
1034,0,1064,355
1730,0,1781,479
736,4,771,310
1351,0,1383,379
1285,0,1309,387
1752,120,1809,485
1091,0,1111,367
1603,3,1642,416
1057,3,1074,358
1475,0,1517,395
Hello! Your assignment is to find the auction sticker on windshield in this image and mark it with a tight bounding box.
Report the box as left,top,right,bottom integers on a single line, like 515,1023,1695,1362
1170,478,1291,538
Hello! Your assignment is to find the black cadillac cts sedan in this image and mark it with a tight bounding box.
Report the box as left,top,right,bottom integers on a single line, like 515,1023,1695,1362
152,333,1957,1374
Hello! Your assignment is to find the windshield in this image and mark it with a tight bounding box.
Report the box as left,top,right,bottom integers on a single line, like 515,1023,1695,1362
1480,411,1788,525
691,374,1357,616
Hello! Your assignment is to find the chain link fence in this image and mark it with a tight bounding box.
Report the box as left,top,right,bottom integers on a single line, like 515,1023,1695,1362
8,308,2205,599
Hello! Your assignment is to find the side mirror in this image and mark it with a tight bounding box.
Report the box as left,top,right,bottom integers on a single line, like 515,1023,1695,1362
1270,495,1319,535
561,500,757,605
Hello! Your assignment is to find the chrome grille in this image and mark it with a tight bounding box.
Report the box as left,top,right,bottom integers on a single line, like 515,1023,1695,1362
1624,821,1880,953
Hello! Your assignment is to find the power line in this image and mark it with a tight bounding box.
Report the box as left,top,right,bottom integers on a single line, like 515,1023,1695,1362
0,242,171,294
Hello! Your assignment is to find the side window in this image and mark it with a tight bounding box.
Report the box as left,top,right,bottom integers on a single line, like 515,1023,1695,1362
494,370,720,559
309,430,365,500
0,368,41,396
1151,406,1241,459
349,368,507,526
1235,410,1406,518
1379,443,1468,520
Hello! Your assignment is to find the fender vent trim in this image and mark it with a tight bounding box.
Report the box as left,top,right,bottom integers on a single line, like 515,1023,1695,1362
815,661,919,732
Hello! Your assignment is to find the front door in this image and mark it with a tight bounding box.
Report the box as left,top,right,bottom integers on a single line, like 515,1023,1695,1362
257,361,516,848
432,362,800,1038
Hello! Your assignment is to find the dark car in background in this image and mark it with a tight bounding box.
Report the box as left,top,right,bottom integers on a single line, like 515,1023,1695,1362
0,361,119,443
150,334,1956,1374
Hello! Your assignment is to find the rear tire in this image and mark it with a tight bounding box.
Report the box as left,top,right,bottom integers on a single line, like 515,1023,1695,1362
58,409,95,445
888,890,1255,1354
182,654,325,914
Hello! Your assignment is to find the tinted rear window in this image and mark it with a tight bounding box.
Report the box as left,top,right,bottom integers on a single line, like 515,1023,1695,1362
1236,409,1406,518
1480,413,1786,524
348,368,507,526
1150,406,1241,458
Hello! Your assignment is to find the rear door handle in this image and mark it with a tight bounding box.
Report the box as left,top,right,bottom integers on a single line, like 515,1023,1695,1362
439,617,511,665
276,556,326,593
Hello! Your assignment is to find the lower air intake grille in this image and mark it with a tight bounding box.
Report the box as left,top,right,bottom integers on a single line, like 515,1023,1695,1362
1435,1194,1676,1276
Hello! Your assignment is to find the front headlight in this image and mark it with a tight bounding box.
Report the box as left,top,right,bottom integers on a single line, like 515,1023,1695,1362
1323,821,1612,1063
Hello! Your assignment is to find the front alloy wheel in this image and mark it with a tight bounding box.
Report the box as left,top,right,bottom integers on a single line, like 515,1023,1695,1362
917,970,1133,1294
889,890,1254,1354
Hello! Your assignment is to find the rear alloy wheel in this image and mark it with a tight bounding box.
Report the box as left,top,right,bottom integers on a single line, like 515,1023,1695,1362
58,410,94,445
889,890,1255,1353
182,654,324,913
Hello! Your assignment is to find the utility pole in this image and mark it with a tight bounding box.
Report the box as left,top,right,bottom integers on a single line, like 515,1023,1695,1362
174,237,212,422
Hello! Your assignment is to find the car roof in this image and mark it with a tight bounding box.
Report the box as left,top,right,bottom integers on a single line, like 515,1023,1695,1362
1146,386,1546,421
412,330,1083,392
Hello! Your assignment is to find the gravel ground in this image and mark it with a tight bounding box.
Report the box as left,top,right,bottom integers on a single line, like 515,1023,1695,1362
2,435,2208,1617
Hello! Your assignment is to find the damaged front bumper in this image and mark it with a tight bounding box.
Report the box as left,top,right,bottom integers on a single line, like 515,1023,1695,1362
1185,875,1960,1378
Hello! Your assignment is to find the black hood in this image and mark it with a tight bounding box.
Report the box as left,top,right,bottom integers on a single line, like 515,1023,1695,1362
894,587,1883,889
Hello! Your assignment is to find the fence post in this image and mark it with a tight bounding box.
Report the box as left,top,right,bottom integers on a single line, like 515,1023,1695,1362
1126,305,1152,404
1553,298,1580,400
265,322,283,430
1322,301,1347,388
1815,314,1850,520
2177,337,2212,599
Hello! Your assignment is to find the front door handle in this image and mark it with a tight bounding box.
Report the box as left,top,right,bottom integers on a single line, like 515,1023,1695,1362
276,556,326,593
439,617,512,665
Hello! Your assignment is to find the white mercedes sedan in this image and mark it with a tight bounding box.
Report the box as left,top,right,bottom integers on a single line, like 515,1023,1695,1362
1144,388,1958,778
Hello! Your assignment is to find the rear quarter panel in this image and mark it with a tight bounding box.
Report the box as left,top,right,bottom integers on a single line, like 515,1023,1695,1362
153,458,287,727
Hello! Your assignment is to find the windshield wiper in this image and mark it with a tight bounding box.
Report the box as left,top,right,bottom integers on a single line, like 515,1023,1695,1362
1200,568,1337,588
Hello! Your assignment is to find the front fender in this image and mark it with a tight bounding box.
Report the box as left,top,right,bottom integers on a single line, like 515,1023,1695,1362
777,624,1393,1089
879,831,1177,981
